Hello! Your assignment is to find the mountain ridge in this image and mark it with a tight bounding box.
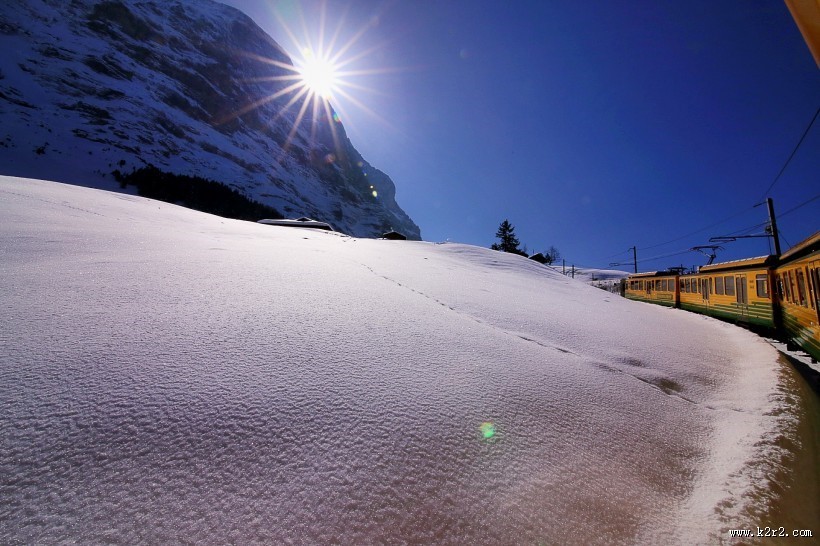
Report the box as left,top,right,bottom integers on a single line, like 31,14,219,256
0,0,421,238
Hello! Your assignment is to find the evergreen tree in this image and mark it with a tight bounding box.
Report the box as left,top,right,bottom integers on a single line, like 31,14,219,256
492,219,523,254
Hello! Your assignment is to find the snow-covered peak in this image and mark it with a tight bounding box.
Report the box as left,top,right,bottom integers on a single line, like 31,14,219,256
0,0,420,239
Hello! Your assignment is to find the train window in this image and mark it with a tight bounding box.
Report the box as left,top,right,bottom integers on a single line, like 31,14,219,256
805,267,815,310
724,276,735,296
715,276,724,295
755,274,769,299
796,271,807,306
662,279,668,291
785,271,795,303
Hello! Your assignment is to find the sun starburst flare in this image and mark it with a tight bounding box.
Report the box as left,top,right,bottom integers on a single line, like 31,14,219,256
298,48,338,99
221,2,406,173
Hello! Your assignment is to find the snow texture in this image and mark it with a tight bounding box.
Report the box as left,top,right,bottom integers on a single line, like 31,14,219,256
0,176,806,544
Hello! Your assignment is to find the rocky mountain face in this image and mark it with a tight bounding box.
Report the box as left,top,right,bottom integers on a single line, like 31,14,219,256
0,0,421,239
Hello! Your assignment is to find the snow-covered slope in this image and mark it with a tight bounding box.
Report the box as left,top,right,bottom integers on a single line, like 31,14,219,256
0,0,420,239
1,176,815,544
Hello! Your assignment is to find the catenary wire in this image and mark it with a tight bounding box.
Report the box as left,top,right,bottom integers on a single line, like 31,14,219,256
778,192,820,218
636,205,758,252
760,105,820,199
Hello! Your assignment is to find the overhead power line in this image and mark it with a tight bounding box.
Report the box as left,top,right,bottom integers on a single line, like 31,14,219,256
636,247,693,264
636,205,757,252
604,106,818,267
779,192,820,218
760,105,820,199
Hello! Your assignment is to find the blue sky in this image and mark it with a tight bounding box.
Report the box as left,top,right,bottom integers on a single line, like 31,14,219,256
222,0,819,271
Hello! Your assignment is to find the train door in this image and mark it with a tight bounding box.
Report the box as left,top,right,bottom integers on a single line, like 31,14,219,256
810,262,820,322
700,276,710,310
735,274,749,319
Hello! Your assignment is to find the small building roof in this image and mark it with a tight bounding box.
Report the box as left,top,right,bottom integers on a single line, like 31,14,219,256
257,218,335,231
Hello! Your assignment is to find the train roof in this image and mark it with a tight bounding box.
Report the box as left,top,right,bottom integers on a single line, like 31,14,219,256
628,271,677,279
778,231,820,263
699,255,776,272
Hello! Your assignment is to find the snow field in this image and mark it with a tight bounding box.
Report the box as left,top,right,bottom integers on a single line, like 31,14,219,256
0,176,806,544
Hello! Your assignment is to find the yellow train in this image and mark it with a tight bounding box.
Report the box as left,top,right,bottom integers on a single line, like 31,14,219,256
775,233,820,361
625,231,820,362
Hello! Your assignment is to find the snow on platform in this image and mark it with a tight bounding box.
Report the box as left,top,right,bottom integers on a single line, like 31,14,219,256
0,176,811,544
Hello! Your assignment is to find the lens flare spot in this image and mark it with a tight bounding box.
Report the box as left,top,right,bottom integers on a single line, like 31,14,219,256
332,112,341,123
371,190,378,198
479,421,496,439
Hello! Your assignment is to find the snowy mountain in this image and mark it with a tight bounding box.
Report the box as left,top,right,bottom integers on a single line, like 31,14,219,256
0,0,420,239
3,176,817,544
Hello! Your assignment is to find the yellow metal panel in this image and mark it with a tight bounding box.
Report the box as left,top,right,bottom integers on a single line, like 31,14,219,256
785,0,820,67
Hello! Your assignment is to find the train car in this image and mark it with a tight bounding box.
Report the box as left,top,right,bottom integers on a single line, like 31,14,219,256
624,271,679,307
683,256,778,330
774,231,820,361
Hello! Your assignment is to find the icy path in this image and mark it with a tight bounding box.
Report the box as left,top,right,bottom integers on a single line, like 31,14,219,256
0,177,808,544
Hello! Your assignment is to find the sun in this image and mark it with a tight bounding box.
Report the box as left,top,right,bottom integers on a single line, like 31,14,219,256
222,3,402,166
298,49,338,99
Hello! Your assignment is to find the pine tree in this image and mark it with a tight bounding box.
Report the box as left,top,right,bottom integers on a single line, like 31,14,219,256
493,219,523,254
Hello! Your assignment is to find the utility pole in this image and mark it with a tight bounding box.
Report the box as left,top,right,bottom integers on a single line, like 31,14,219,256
609,246,637,273
562,259,566,275
710,198,782,257
571,265,575,279
766,197,782,257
